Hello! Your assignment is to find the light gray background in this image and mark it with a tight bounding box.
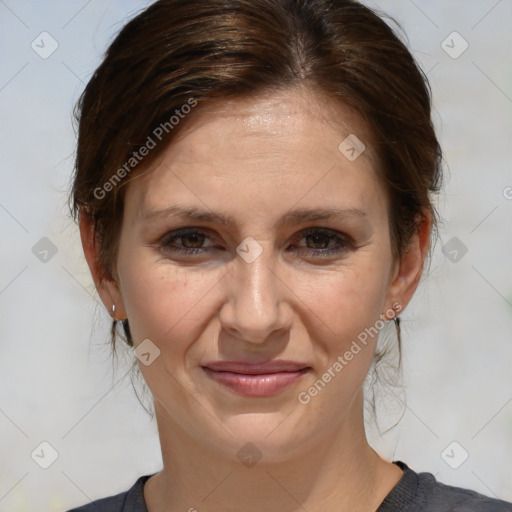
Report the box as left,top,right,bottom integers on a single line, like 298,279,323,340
0,1,511,511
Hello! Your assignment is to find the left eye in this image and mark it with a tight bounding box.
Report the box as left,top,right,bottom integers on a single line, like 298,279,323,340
160,227,352,257
293,228,352,256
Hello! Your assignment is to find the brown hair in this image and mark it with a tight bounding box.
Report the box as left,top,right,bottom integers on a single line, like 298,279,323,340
70,0,442,424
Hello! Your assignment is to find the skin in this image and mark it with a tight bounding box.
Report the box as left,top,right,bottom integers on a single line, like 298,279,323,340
81,85,430,512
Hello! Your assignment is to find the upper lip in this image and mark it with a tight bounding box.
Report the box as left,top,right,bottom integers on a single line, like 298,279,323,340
202,360,310,374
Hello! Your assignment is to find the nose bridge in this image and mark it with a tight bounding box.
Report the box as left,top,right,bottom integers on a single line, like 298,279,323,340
237,240,279,316
241,245,275,308
221,239,289,342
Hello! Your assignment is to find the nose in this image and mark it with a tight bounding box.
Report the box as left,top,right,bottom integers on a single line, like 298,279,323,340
218,242,293,344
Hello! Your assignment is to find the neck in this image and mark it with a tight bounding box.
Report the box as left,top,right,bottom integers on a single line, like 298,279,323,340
144,390,402,512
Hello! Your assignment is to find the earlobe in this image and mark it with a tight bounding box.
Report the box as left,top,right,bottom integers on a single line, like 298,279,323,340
385,212,432,315
78,208,127,320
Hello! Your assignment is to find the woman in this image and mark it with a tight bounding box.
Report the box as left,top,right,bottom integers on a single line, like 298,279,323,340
66,0,512,510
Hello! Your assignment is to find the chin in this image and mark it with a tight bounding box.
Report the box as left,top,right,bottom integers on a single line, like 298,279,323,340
203,411,311,464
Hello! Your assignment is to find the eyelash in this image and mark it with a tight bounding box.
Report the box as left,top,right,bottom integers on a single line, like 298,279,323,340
159,227,353,258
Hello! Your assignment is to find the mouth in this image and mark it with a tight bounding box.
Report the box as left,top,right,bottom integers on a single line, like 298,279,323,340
201,361,311,397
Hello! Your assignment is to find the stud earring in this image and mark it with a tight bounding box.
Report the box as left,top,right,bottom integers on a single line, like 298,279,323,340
111,303,116,319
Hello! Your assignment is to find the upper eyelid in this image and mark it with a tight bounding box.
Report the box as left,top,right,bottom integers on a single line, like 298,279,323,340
162,227,349,245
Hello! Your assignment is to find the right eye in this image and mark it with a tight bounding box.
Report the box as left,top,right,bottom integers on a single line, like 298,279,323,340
160,228,216,255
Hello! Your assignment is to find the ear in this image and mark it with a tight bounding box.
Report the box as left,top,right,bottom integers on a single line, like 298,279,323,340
79,209,127,321
383,211,431,318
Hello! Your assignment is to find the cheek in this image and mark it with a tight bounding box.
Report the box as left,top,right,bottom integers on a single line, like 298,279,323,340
293,266,390,419
300,259,391,341
301,259,392,403
117,249,219,351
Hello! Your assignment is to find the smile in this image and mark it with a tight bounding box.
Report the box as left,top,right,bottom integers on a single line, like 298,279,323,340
201,361,311,397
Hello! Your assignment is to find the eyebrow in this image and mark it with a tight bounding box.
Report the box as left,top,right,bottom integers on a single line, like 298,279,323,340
141,204,368,228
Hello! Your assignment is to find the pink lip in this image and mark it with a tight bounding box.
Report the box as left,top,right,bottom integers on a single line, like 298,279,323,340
202,360,310,397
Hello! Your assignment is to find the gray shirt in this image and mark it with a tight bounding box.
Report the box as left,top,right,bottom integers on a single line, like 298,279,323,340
65,460,512,511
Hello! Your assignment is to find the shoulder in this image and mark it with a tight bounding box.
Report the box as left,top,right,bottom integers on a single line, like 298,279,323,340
415,465,512,511
381,461,512,512
418,472,512,511
64,474,153,512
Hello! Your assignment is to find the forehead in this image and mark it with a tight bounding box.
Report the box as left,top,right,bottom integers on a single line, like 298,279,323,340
123,87,385,222
169,87,375,163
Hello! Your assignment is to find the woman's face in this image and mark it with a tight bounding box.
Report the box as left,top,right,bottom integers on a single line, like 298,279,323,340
92,87,425,461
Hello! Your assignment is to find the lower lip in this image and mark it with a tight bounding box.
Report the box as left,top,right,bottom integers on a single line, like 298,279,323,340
202,368,309,397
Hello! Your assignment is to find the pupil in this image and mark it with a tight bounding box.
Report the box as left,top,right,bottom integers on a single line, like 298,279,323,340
308,233,327,248
184,234,203,248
